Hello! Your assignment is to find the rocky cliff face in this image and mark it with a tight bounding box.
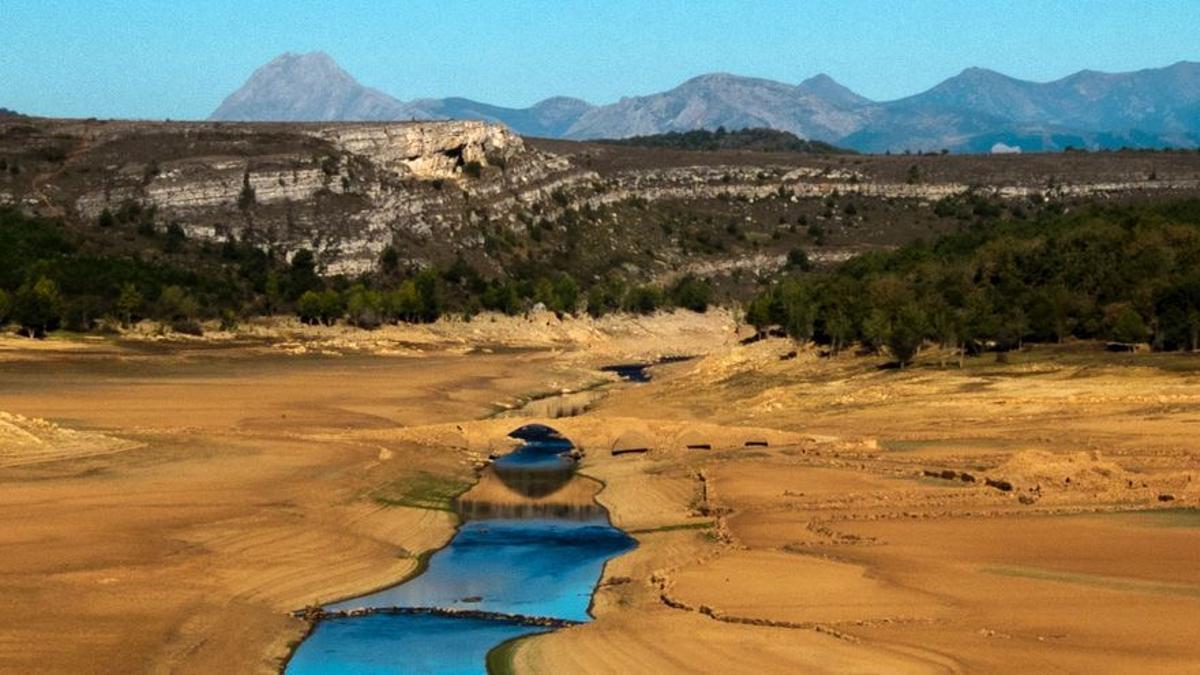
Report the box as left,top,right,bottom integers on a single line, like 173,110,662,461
3,117,1199,281
2,118,575,275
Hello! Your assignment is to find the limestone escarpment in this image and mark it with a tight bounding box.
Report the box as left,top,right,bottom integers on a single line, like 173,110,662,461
4,117,1200,281
1,118,583,275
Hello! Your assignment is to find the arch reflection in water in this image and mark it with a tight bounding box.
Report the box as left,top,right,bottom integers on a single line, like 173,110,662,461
290,423,634,675
457,424,603,520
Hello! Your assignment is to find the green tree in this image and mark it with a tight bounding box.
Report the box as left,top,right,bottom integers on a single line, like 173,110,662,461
744,294,773,335
156,285,199,321
413,269,443,322
97,208,115,229
380,246,401,275
624,285,663,315
297,290,323,325
669,275,713,313
317,289,343,325
0,289,11,326
586,278,626,319
238,172,256,211
774,280,816,343
786,247,813,271
115,282,143,327
14,277,63,338
219,309,239,332
289,249,320,298
806,222,828,246
163,222,187,253
887,303,928,367
861,309,890,354
345,284,384,329
551,274,580,315
824,309,854,355
385,280,423,322
264,272,283,314
1109,305,1148,344
532,277,556,311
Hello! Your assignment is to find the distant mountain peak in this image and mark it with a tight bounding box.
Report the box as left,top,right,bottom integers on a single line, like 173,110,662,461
531,96,593,111
798,73,870,107
209,54,1200,153
209,51,409,122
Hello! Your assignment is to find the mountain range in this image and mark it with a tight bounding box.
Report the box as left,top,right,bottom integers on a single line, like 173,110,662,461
209,52,1200,153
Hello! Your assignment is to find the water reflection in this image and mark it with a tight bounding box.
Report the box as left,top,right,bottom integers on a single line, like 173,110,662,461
457,425,602,519
289,424,634,675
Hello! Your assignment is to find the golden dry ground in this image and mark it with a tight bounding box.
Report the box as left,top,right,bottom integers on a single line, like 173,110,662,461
2,313,1199,673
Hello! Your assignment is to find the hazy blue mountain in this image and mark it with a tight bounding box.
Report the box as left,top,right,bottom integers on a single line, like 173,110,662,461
210,52,416,122
559,72,869,141
408,96,594,138
209,53,1200,152
851,61,1200,152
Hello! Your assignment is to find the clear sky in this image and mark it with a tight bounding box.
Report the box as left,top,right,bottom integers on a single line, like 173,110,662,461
3,0,1199,119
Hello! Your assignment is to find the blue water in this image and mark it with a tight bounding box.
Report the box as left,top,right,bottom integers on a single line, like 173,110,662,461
326,518,634,621
287,427,635,675
286,614,551,675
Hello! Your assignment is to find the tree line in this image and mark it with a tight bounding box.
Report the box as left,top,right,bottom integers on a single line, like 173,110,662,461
746,199,1200,364
597,126,853,155
0,207,715,338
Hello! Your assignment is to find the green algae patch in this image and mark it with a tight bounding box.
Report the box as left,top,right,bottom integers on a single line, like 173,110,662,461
372,472,472,511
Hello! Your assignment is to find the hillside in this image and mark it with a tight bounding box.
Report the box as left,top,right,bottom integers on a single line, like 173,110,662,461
595,127,852,154
2,116,1200,335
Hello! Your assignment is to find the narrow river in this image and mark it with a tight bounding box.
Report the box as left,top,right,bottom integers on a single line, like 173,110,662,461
286,425,635,674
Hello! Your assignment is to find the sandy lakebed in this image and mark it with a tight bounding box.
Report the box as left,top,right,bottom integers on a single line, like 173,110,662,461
1,310,1199,673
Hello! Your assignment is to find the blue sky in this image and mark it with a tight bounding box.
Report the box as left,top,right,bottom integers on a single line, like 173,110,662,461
3,0,1199,119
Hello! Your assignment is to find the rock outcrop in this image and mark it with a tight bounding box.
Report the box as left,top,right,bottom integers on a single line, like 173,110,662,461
4,116,1200,278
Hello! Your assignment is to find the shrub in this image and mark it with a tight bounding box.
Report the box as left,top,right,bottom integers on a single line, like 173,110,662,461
586,279,625,318
1109,305,1148,344
669,275,713,313
806,222,827,245
170,318,204,336
413,269,443,322
156,285,199,322
786,247,813,271
297,290,323,325
163,222,186,253
533,273,579,315
115,282,143,327
237,173,256,210
623,285,663,315
482,281,521,316
345,284,384,329
385,281,423,322
289,249,320,298
317,289,343,325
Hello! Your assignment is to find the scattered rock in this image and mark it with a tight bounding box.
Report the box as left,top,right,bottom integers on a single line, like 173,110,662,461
985,478,1014,492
